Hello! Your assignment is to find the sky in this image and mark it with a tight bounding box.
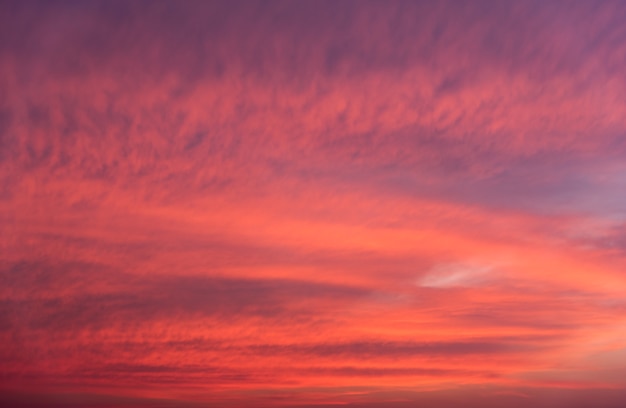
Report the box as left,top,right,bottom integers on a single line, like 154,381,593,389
2,0,626,407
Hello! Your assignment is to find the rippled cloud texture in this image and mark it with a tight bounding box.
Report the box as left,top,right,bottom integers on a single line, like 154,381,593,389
2,1,626,407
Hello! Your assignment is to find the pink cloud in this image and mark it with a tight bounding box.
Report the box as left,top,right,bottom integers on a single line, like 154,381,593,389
3,1,626,407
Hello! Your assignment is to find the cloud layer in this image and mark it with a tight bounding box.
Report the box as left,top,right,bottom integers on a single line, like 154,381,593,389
2,1,626,407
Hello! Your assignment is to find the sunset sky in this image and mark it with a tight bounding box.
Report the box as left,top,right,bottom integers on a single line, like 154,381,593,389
2,1,626,407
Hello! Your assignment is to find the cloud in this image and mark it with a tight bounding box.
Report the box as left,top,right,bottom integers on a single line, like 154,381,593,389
3,1,626,407
0,270,370,332
418,262,494,288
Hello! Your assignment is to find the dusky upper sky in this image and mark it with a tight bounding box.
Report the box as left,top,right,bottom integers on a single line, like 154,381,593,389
2,1,626,407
